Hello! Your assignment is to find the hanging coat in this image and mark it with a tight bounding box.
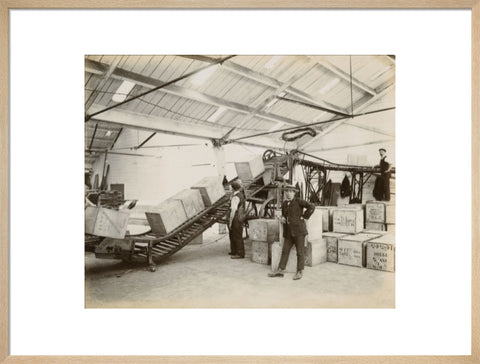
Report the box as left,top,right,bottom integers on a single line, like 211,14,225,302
340,175,351,198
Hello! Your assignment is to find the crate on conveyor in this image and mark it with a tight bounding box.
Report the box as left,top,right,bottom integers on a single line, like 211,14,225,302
191,176,226,206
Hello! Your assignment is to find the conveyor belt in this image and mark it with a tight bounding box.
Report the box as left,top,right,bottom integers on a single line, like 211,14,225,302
95,175,268,269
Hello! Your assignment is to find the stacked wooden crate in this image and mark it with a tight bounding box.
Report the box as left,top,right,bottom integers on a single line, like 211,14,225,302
316,206,334,232
366,234,395,272
249,219,279,264
365,201,395,234
337,232,382,267
323,232,348,263
332,206,364,234
305,207,327,266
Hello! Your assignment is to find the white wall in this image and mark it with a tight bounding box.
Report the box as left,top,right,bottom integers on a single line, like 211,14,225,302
90,129,271,202
91,129,217,202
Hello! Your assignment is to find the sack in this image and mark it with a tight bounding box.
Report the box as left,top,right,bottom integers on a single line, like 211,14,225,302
237,205,248,223
236,205,254,223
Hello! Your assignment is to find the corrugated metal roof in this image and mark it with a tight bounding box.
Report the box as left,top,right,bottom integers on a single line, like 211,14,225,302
85,55,395,165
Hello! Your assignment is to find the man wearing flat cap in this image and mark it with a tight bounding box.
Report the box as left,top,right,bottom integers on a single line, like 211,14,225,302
375,148,393,201
229,180,246,259
268,184,315,280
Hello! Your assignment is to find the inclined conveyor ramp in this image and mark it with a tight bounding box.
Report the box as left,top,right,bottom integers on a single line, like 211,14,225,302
95,175,267,271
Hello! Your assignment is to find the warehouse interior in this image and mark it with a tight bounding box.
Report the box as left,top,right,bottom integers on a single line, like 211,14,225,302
84,55,395,308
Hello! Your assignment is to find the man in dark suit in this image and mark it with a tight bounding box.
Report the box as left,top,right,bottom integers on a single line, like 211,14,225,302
268,184,315,280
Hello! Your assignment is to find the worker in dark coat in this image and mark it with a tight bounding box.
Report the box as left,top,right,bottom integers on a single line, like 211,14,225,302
229,181,246,259
268,184,315,280
376,148,393,201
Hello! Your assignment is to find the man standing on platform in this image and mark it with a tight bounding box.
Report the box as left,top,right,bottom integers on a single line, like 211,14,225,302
229,181,246,259
376,148,393,201
268,184,315,280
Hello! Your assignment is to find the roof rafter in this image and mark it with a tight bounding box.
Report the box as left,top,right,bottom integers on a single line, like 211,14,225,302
300,84,394,151
222,57,318,140
311,56,377,96
343,120,395,137
306,138,394,153
87,104,287,151
179,55,351,116
85,58,305,128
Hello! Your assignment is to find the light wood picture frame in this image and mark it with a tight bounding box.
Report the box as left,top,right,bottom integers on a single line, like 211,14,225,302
1,1,478,363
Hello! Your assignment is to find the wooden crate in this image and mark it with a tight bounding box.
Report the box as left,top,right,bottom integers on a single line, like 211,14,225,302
366,201,395,224
271,241,297,273
305,207,323,240
191,176,225,206
366,234,395,272
251,240,272,265
317,206,334,232
323,232,348,263
171,189,205,219
333,208,364,234
234,156,265,181
338,232,382,267
248,219,279,243
145,199,188,235
365,222,387,231
85,206,130,239
305,238,327,267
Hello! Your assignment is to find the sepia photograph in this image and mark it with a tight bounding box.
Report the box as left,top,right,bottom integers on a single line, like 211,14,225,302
84,55,396,308
3,4,475,362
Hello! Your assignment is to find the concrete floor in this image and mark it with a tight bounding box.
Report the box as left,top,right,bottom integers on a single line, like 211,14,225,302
85,228,395,308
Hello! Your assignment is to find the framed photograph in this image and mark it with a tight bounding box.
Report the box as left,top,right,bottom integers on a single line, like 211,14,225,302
1,1,477,363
